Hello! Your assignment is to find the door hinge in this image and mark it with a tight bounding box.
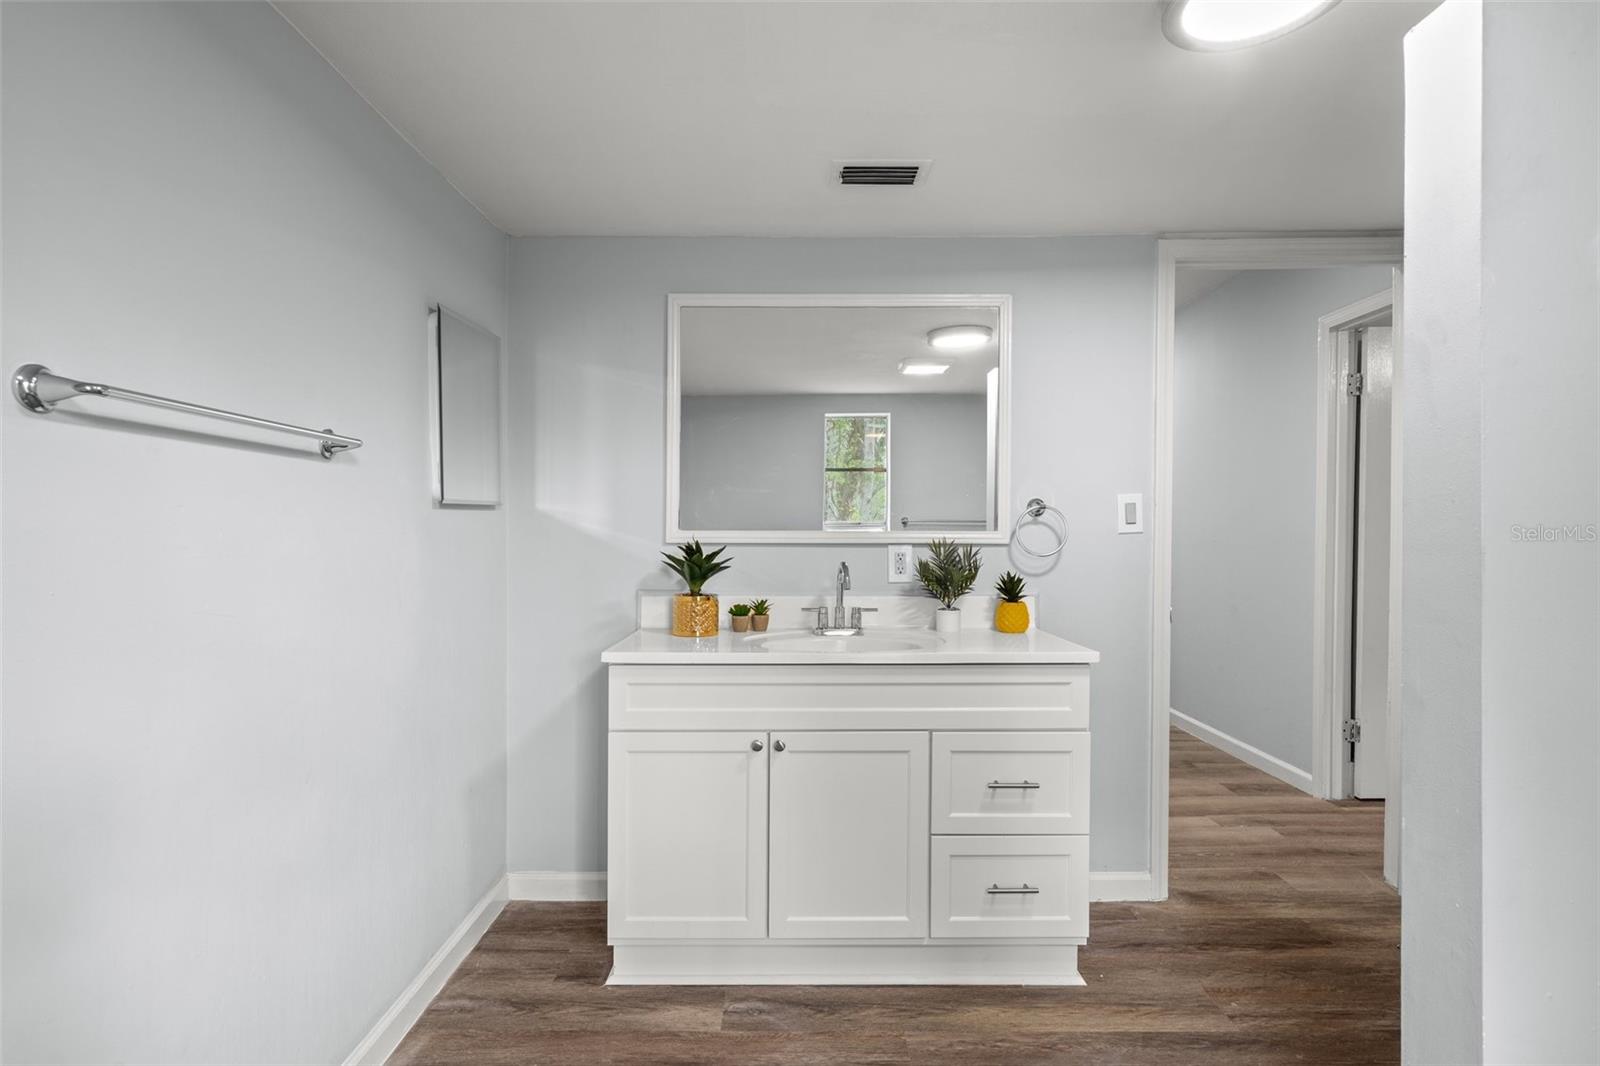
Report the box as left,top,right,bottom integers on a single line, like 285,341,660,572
1343,719,1362,743
1346,372,1364,397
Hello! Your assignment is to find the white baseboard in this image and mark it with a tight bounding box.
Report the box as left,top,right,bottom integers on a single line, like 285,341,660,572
1169,707,1314,794
507,870,607,901
343,875,508,1066
1089,870,1160,902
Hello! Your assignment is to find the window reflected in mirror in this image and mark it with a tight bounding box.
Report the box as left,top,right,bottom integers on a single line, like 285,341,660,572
824,413,889,531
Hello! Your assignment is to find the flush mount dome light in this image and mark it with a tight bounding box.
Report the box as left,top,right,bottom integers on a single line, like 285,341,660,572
926,325,993,351
1162,0,1341,51
899,359,952,376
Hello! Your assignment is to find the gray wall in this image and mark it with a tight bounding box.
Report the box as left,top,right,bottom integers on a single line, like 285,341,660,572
506,236,1155,875
680,392,988,531
1171,265,1394,773
1,5,509,1063
1402,1,1598,1061
1477,1,1597,1060
1402,5,1484,1057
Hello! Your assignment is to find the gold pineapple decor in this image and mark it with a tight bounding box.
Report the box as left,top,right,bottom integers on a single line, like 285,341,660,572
994,570,1030,633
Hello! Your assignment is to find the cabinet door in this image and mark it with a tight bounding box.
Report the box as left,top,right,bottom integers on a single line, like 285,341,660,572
607,731,768,940
768,731,930,939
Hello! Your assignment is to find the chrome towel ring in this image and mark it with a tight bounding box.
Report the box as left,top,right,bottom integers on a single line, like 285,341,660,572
1012,497,1068,558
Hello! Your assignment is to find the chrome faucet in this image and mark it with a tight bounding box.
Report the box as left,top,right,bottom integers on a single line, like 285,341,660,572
835,561,851,628
803,561,877,635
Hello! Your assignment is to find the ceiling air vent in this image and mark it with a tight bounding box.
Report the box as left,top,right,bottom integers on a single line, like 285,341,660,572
839,163,922,187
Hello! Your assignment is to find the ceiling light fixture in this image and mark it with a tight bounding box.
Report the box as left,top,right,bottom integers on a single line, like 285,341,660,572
1162,0,1341,52
926,325,993,352
899,359,952,376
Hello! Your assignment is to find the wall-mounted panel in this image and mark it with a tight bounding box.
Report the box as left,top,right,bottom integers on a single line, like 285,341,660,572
430,306,502,506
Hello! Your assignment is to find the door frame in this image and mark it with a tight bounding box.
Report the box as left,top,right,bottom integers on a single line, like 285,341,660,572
1151,237,1402,900
1311,288,1399,802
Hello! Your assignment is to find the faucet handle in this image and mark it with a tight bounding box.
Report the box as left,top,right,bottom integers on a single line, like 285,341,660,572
850,607,879,629
802,606,829,632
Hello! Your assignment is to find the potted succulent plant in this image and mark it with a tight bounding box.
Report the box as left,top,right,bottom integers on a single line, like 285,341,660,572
748,599,772,632
994,571,1030,633
915,539,982,634
728,602,752,633
661,539,733,637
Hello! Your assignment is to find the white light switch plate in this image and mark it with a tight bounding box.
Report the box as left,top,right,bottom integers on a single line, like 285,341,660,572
1117,493,1144,534
888,545,916,583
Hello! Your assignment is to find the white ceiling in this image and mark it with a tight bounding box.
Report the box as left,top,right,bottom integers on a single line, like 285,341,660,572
680,305,1001,396
277,0,1435,238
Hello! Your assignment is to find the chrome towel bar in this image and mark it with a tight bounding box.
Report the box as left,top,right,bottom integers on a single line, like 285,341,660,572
11,363,363,459
899,517,988,529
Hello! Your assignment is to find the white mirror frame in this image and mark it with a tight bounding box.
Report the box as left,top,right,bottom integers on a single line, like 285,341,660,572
665,293,1013,544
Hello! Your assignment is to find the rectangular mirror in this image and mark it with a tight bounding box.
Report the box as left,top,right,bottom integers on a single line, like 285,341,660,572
428,305,502,507
667,295,1010,543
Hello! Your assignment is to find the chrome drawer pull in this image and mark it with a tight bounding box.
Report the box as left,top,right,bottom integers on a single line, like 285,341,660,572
987,780,1040,790
986,883,1041,895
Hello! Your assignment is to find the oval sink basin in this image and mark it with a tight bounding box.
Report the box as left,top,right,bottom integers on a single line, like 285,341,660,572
748,632,944,654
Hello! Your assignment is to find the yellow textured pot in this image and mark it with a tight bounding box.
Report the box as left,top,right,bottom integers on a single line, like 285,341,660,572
671,593,719,637
994,600,1030,634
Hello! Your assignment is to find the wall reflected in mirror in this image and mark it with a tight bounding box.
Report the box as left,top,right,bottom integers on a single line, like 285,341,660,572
671,299,1008,541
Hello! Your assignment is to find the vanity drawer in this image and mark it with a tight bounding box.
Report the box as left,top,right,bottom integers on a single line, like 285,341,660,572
931,732,1089,835
930,836,1088,940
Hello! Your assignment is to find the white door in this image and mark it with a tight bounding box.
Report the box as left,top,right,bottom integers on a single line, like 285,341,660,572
607,731,768,939
1353,326,1394,799
768,731,930,939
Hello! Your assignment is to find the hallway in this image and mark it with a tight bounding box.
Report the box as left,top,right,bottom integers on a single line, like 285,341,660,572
391,728,1398,1064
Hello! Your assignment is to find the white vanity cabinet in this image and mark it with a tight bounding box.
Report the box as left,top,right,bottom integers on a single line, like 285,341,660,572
601,654,1096,986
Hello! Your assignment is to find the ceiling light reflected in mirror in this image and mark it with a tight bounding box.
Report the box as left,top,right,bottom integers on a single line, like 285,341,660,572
926,325,993,351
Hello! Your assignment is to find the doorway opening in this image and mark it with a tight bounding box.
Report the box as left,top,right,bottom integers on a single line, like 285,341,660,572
1154,238,1403,903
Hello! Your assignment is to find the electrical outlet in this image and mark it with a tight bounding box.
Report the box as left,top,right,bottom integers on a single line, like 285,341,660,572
888,544,915,583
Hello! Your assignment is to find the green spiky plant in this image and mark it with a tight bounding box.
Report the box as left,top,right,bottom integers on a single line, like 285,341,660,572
728,602,751,617
748,599,770,616
915,539,983,610
661,540,733,596
995,571,1027,603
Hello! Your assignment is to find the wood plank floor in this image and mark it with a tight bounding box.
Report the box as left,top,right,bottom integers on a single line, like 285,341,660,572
392,729,1397,1064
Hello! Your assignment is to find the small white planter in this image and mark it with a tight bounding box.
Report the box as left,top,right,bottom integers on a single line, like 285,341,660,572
933,608,962,634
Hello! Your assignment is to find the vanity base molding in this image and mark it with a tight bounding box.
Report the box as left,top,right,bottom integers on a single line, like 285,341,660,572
608,943,1083,987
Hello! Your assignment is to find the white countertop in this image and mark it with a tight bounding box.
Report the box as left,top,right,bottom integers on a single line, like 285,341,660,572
601,625,1100,665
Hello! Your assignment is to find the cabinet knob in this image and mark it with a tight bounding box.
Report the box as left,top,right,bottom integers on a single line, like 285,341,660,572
774,739,786,752
750,739,764,752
